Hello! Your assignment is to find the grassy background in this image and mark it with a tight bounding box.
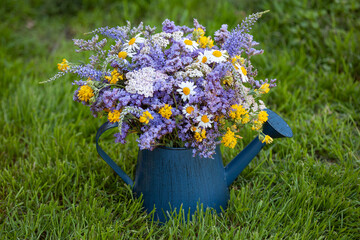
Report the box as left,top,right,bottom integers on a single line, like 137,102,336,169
1,0,360,239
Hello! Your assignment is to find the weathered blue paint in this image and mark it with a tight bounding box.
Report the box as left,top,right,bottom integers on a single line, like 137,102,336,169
134,146,229,222
95,109,292,222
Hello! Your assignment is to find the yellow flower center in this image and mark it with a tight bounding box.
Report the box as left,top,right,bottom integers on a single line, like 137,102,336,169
201,115,209,123
183,87,191,95
184,39,193,45
201,56,207,63
128,38,136,45
212,50,222,57
186,106,194,114
241,66,247,76
118,51,127,59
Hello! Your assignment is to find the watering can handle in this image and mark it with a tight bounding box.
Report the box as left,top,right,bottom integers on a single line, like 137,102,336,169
96,122,134,186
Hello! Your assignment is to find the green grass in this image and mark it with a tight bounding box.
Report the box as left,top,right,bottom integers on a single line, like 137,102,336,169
1,0,359,239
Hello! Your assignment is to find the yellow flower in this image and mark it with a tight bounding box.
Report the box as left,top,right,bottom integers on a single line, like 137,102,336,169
158,104,172,119
214,115,224,122
77,85,94,102
139,111,154,124
57,58,69,71
222,76,234,86
251,120,263,131
194,128,206,142
221,128,241,148
193,28,205,38
241,114,250,124
105,69,123,84
194,132,202,142
229,104,248,120
231,55,245,67
197,36,214,48
255,83,270,94
258,111,268,123
262,135,273,144
108,110,121,123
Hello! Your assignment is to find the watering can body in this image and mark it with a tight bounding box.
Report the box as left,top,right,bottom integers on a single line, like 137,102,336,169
133,146,229,221
95,109,293,222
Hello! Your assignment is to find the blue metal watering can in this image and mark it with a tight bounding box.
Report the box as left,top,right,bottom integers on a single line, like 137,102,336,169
96,109,292,222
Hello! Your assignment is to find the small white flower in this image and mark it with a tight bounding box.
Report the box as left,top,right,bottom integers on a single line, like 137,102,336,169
176,81,197,101
183,39,199,52
140,44,151,54
171,31,184,41
204,50,228,63
182,104,197,118
196,113,213,129
186,69,203,78
125,67,168,97
188,62,212,75
174,71,186,80
152,33,170,48
122,34,145,57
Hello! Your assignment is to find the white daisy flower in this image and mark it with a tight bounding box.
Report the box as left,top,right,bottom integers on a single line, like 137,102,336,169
231,57,248,83
238,65,248,83
204,50,228,63
190,126,199,132
176,81,197,101
182,104,197,118
122,34,145,57
183,39,199,52
196,113,213,129
196,52,209,64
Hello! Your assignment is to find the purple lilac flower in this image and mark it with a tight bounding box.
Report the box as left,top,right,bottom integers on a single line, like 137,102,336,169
162,19,180,33
193,19,206,32
91,26,127,41
114,122,131,144
70,65,104,81
73,35,107,52
214,24,230,46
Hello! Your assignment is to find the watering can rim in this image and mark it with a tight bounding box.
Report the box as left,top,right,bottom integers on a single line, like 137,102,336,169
156,146,193,151
264,109,293,138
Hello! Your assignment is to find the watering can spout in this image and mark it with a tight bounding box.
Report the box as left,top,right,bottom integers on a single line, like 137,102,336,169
224,109,293,187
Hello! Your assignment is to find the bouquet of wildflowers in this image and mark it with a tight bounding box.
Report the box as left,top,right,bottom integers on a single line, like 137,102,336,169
49,11,277,158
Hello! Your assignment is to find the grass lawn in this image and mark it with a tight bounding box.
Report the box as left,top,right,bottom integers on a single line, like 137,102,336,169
1,0,359,239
